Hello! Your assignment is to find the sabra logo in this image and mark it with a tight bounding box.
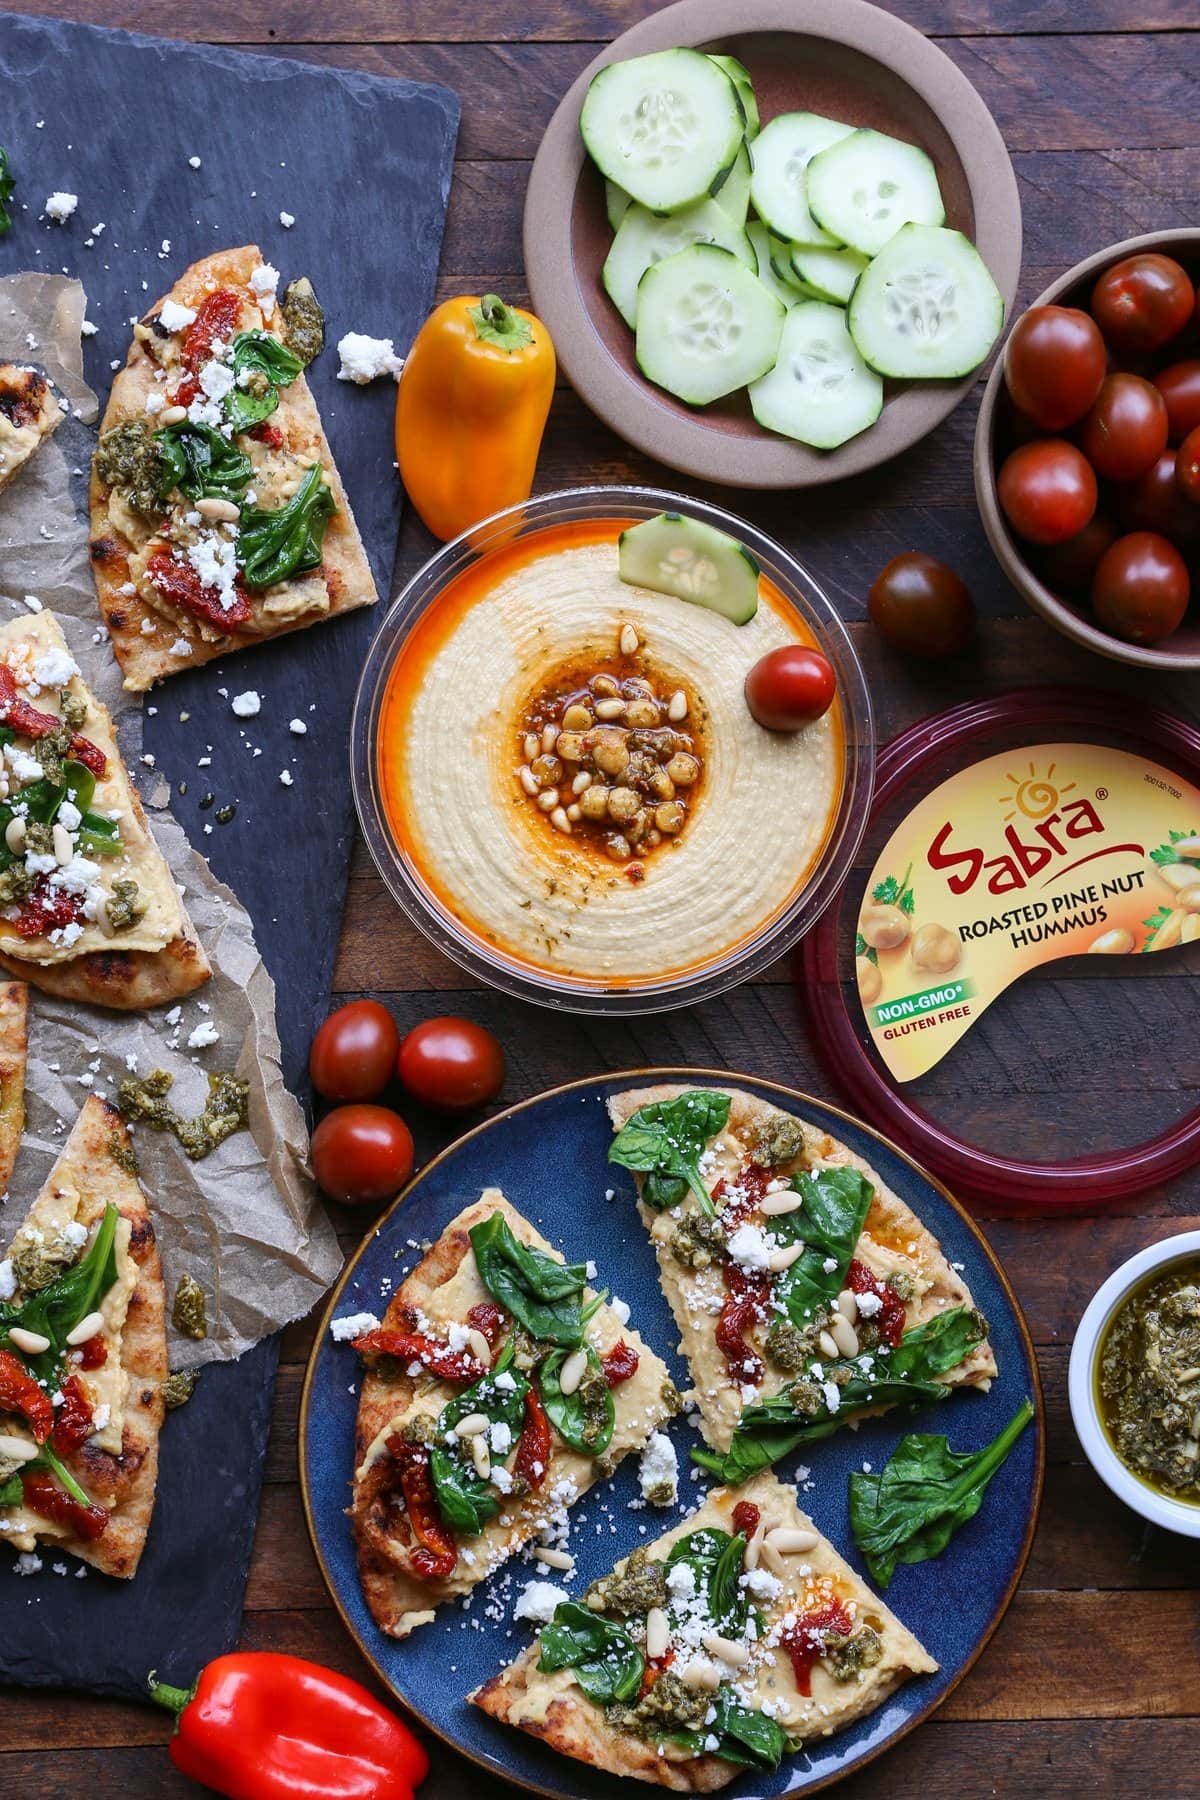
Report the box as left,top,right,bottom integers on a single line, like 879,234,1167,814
926,760,1104,896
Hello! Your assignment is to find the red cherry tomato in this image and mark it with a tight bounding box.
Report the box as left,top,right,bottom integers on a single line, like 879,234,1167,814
1091,532,1190,644
744,646,836,731
1003,304,1107,429
309,1000,401,1102
397,1017,505,1111
1153,359,1200,444
1077,373,1168,483
867,553,975,657
997,439,1098,545
1091,253,1195,355
310,1104,414,1206
1038,514,1118,596
1113,450,1200,547
1175,425,1200,505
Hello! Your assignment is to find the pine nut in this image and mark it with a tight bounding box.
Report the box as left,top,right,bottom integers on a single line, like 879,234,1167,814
619,623,640,657
195,496,241,522
66,1310,105,1346
466,1328,492,1364
829,1313,859,1357
523,733,539,762
645,1605,670,1659
536,1546,574,1571
668,690,688,722
702,1632,750,1667
760,1190,802,1216
768,1242,804,1272
818,1329,839,1360
470,1434,491,1479
833,1289,858,1326
453,1412,490,1438
765,1526,820,1554
571,771,592,795
537,789,558,812
52,822,73,865
759,1541,788,1579
558,1347,588,1396
681,1658,721,1691
518,766,539,796
550,806,572,834
159,404,188,426
9,1326,51,1355
594,697,624,721
541,723,559,754
743,1516,766,1569
566,803,581,822
4,816,25,854
0,1432,37,1462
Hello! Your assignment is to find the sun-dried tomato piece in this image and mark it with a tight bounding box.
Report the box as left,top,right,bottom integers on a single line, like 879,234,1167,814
0,664,106,776
0,1347,54,1442
351,1327,485,1385
180,289,242,377
847,1258,907,1350
513,1386,551,1493
76,1334,108,1371
600,1341,639,1387
465,1301,505,1350
145,549,252,631
21,1468,108,1541
385,1435,456,1581
716,1263,769,1386
250,421,284,448
779,1599,854,1697
50,1373,94,1457
731,1500,760,1540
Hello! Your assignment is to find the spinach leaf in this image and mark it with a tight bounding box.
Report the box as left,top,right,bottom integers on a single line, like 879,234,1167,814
0,1203,120,1375
850,1397,1034,1587
469,1212,587,1347
429,1350,530,1535
664,1527,749,1636
692,1306,988,1484
538,1600,644,1705
770,1167,874,1331
0,759,105,872
0,149,13,237
429,1444,500,1535
236,462,335,590
608,1090,731,1217
438,1351,529,1438
673,1689,794,1771
0,1474,22,1507
224,330,303,433
155,421,253,505
540,1345,614,1456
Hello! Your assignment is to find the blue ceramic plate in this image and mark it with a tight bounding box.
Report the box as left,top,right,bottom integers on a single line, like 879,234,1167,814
301,1071,1043,1799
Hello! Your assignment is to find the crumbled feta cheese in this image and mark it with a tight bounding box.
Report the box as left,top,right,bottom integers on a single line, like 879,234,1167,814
188,155,202,169
336,331,404,384
5,743,44,785
44,192,78,224
198,358,236,404
493,1371,517,1392
609,1296,631,1327
513,1579,569,1625
187,1020,220,1050
279,769,294,787
159,299,198,334
855,1291,884,1318
14,1551,42,1575
329,1311,381,1342
490,1421,513,1455
279,211,295,228
0,1258,15,1301
32,647,79,690
249,263,280,304
186,533,240,613
91,1402,111,1431
168,637,193,657
726,1223,772,1273
288,717,307,735
20,595,42,613
638,1431,678,1506
50,855,102,896
231,690,261,718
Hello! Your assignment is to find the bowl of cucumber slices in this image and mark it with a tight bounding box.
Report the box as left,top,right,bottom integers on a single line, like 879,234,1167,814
524,0,1021,488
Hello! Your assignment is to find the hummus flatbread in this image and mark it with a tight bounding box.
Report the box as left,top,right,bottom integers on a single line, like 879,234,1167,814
0,364,62,494
90,245,377,691
472,1468,936,1791
349,1190,678,1640
0,610,210,1008
0,1094,168,1577
607,1084,996,1467
0,979,27,1193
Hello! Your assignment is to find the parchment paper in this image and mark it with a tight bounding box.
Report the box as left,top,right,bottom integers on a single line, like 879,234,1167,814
0,272,342,1367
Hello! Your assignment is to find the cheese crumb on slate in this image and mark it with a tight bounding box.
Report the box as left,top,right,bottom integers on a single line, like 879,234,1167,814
279,211,295,228
188,155,202,169
279,770,294,787
513,1579,569,1625
639,1431,679,1506
44,192,78,224
230,690,261,718
288,717,307,735
336,332,404,385
330,1310,381,1342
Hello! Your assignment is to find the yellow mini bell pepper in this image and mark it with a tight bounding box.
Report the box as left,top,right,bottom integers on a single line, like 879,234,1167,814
395,293,556,543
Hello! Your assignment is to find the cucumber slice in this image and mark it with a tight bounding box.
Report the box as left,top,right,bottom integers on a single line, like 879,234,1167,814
708,53,759,139
581,49,744,214
748,112,854,247
618,510,759,623
603,197,754,330
748,223,806,307
605,179,631,232
635,244,786,406
847,223,1003,378
750,302,883,449
790,244,869,306
806,127,944,258
715,143,752,227
766,232,822,299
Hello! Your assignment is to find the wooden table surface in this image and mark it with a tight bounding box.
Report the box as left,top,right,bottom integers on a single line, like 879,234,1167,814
7,1,1200,1794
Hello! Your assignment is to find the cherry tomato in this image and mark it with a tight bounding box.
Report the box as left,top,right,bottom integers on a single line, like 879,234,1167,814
397,1017,505,1111
1038,514,1118,596
1003,304,1107,429
1113,450,1200,547
744,646,836,731
867,553,975,657
1175,425,1200,505
310,999,401,1102
1091,531,1190,644
1091,253,1195,355
1077,373,1168,482
310,1104,414,1206
997,439,1098,545
1153,359,1200,444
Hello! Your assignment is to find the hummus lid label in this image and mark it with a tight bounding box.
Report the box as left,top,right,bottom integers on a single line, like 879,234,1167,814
856,742,1200,1082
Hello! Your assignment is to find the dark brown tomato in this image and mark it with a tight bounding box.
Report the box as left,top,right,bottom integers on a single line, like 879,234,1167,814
1153,359,1200,444
310,1104,415,1206
867,553,976,657
1091,532,1190,644
1175,425,1200,505
1091,254,1195,355
997,440,1098,545
1038,514,1119,597
1003,304,1107,429
310,1000,401,1102
1113,451,1200,547
1077,373,1168,483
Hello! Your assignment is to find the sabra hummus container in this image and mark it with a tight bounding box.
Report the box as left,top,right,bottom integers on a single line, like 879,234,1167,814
801,688,1200,1209
351,486,873,1013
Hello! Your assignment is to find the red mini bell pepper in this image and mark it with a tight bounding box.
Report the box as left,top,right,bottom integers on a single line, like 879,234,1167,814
149,1652,428,1800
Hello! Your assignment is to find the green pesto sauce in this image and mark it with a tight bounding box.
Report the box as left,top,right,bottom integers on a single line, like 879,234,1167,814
172,1272,208,1340
94,419,166,518
281,278,326,366
118,1066,250,1161
160,1368,198,1409
585,1547,666,1619
105,878,146,933
107,1131,139,1176
1098,1257,1200,1502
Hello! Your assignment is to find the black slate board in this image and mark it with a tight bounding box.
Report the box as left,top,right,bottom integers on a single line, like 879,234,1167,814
0,11,458,1695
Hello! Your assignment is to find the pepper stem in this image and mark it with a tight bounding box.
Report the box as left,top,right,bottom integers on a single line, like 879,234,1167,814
469,292,534,353
147,1674,197,1719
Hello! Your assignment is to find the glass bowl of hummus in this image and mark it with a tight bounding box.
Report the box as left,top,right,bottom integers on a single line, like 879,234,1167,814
351,485,874,1012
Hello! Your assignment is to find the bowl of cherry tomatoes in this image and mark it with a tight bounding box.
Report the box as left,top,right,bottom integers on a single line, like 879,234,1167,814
975,228,1200,669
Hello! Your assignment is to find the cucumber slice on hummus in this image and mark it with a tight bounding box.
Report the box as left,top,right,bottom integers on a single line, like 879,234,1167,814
618,511,760,624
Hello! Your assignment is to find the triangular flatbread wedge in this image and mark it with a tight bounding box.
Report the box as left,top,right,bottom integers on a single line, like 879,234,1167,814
472,1467,937,1791
0,979,27,1194
0,1094,168,1577
0,610,210,1008
0,363,62,494
89,244,377,691
348,1190,679,1640
607,1084,995,1473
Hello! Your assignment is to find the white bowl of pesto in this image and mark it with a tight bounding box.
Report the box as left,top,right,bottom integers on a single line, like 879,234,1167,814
1069,1231,1200,1538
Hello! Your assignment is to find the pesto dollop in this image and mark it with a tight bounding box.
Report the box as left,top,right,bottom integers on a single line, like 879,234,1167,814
94,419,166,518
161,1368,198,1409
585,1547,666,1618
172,1272,208,1340
105,877,147,933
118,1067,250,1161
281,277,325,366
1099,1259,1200,1500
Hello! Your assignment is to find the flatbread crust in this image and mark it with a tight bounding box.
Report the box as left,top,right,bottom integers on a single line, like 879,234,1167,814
608,1083,996,1452
472,1468,937,1790
0,610,210,1008
90,244,378,691
0,979,27,1193
0,364,62,494
0,1095,168,1577
351,1190,676,1640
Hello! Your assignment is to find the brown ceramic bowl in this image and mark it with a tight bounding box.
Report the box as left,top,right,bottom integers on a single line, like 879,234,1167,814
975,228,1200,671
523,0,1022,489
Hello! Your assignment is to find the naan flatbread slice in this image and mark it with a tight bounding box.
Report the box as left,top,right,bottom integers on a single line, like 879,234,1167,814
90,244,377,691
0,364,62,494
0,610,210,1008
607,1084,996,1463
0,979,27,1193
0,1094,168,1577
473,1468,936,1791
349,1190,679,1640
